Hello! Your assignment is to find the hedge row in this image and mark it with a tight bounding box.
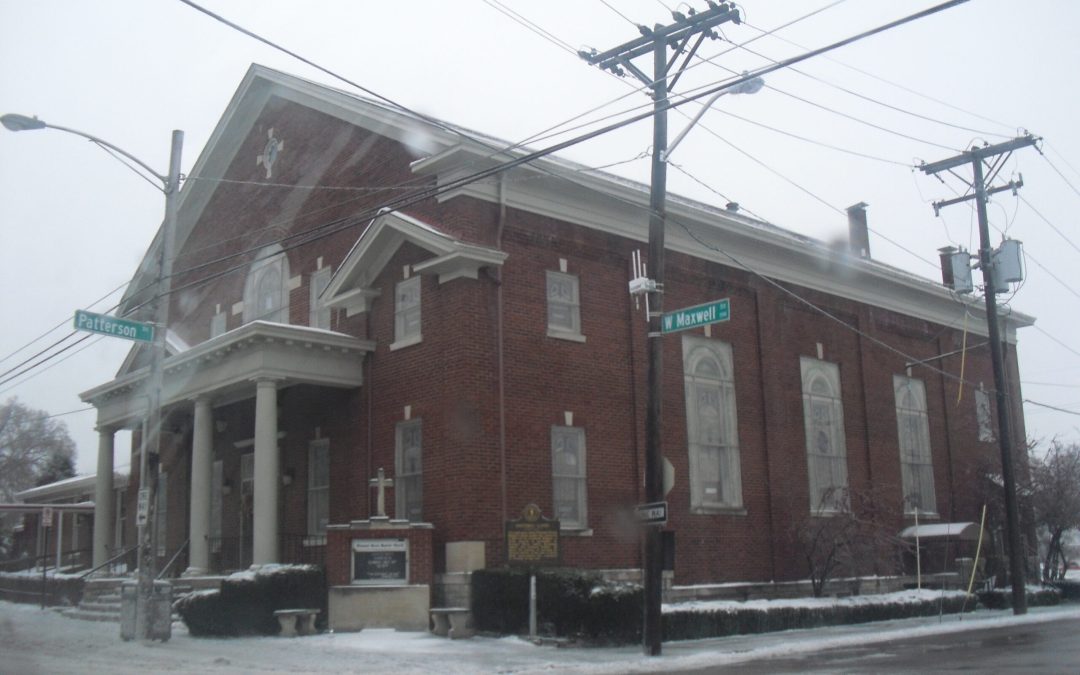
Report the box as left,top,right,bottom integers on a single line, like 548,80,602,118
471,568,640,643
975,585,1062,610
472,569,993,645
175,564,326,637
664,595,975,641
1050,579,1080,601
0,572,83,607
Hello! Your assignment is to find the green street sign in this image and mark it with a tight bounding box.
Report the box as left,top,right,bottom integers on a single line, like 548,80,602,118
74,309,155,343
661,298,730,334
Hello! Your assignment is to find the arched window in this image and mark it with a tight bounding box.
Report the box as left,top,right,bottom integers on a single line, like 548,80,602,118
243,245,290,324
894,376,936,514
683,336,742,511
801,357,848,512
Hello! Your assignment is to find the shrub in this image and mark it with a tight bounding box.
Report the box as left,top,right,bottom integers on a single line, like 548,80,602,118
471,568,642,643
0,572,83,606
1049,579,1080,601
663,593,975,642
976,585,1061,610
175,564,327,637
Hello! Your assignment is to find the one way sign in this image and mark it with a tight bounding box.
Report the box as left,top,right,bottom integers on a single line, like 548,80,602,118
635,501,668,526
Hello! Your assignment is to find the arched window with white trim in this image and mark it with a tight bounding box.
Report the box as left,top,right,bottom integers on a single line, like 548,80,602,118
801,357,848,512
894,375,936,514
683,336,742,511
243,244,290,324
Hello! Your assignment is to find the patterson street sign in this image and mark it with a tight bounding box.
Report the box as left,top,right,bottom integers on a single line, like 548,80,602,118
661,298,730,334
74,309,154,343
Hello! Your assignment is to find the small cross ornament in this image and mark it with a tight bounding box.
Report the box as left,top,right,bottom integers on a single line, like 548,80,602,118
369,467,394,518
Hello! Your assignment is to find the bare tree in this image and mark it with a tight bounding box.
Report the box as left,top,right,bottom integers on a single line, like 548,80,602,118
794,486,908,597
0,398,77,556
1029,441,1080,581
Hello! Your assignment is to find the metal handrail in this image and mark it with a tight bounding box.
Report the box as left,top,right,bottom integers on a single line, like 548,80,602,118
79,545,138,580
157,539,189,579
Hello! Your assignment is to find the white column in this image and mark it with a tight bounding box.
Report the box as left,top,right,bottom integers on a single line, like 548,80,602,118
92,427,115,569
185,397,213,575
252,378,280,565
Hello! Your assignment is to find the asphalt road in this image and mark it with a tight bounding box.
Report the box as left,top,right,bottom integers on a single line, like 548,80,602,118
681,615,1080,674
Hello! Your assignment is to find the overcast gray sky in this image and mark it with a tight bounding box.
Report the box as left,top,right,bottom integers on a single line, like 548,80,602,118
2,0,1078,476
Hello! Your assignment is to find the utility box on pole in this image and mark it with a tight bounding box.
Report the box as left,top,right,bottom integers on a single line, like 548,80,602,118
121,580,172,642
992,239,1024,291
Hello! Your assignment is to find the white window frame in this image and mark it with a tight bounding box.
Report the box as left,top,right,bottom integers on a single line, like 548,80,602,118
551,426,588,529
395,420,423,521
243,245,290,324
392,276,422,349
800,357,849,513
308,440,330,536
210,311,227,338
683,336,743,511
546,270,584,341
309,266,332,330
894,375,937,515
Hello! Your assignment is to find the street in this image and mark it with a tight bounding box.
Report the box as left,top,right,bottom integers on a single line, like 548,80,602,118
3,599,1080,674
682,616,1080,674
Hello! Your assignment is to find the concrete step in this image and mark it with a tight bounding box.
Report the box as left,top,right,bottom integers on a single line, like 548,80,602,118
64,607,120,622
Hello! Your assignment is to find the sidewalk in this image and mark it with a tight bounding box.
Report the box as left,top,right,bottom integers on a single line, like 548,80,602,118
3,598,1079,674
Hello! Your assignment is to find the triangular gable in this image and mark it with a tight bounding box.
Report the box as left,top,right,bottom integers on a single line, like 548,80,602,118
114,328,190,378
322,208,506,316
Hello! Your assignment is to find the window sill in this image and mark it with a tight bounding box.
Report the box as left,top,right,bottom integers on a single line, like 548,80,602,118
691,505,747,516
389,334,423,351
559,527,592,537
547,329,586,343
904,511,940,520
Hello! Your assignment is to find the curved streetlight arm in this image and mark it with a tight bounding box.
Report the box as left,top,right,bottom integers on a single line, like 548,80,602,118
1,113,169,185
661,75,764,162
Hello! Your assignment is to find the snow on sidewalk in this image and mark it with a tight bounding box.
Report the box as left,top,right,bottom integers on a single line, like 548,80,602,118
2,598,1080,674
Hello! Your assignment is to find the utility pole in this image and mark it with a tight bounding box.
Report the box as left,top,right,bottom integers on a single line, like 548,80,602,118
581,2,741,656
920,134,1039,615
135,129,184,640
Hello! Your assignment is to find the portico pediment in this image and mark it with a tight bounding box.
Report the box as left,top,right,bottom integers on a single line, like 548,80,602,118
81,321,373,429
322,209,506,316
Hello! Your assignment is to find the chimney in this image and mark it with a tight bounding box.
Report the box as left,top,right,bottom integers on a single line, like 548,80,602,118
846,202,870,259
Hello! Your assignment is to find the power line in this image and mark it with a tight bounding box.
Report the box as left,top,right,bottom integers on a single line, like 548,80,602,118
1018,195,1080,257
740,19,1018,133
1024,399,1080,417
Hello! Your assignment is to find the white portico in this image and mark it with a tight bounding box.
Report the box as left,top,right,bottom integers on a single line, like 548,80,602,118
81,321,373,572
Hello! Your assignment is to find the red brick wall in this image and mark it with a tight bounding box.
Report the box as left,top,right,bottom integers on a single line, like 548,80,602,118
152,97,1029,587
325,526,433,586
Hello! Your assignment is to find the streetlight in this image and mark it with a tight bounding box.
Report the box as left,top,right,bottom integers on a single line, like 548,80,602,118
663,74,765,161
2,112,183,641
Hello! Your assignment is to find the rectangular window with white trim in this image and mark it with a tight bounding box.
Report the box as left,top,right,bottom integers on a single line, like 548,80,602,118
551,426,587,529
546,270,583,340
309,266,332,330
894,375,937,515
801,357,849,512
308,440,329,537
395,420,423,521
683,335,743,511
393,276,421,347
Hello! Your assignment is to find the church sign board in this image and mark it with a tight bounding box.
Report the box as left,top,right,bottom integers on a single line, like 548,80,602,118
351,538,409,585
506,504,560,567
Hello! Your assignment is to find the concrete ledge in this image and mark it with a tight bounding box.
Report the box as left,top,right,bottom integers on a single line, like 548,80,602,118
328,584,430,632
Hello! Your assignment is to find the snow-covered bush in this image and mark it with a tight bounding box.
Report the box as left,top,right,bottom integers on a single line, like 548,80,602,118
174,564,325,637
975,584,1061,610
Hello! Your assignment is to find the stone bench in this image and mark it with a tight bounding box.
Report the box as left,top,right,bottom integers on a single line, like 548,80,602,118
430,607,473,639
273,608,320,637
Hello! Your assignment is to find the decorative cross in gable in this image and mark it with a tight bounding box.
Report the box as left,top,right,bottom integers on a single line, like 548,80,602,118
256,127,284,179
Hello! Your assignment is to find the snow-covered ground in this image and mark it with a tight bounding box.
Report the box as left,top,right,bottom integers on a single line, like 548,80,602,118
3,598,1080,674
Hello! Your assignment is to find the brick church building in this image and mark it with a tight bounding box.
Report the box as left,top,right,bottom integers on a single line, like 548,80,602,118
80,64,1030,589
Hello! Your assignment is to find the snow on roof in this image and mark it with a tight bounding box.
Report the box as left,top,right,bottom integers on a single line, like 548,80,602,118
899,522,978,540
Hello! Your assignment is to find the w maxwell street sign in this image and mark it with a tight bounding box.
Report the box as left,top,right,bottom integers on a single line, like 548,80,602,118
661,298,730,334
